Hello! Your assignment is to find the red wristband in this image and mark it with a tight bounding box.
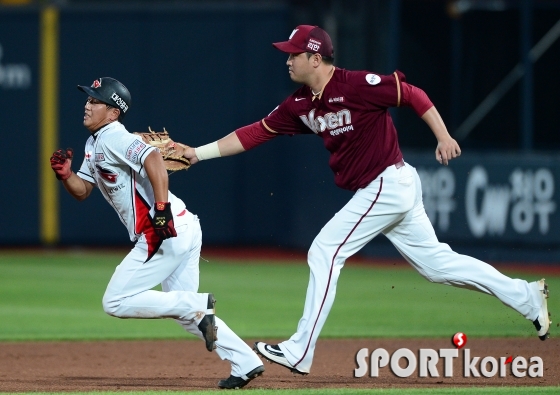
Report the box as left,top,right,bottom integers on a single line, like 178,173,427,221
155,202,168,211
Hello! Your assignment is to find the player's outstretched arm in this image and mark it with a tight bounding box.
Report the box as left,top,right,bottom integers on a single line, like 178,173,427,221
421,106,461,166
218,131,247,156
184,131,246,165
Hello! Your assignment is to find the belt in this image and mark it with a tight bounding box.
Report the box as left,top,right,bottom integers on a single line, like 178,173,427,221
394,159,405,169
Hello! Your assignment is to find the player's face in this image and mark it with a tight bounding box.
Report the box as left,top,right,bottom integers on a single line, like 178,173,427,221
286,52,315,84
83,97,119,132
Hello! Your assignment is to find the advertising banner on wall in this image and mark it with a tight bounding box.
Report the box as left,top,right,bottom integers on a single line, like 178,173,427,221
405,152,559,245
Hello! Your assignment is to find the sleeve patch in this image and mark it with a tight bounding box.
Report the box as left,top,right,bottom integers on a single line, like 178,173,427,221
125,140,147,162
365,73,381,85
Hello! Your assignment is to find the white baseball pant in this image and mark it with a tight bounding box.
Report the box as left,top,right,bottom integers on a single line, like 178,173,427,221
102,211,262,376
278,161,544,373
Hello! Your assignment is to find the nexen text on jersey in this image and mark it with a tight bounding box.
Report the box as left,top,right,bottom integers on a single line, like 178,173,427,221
330,124,354,136
300,108,352,134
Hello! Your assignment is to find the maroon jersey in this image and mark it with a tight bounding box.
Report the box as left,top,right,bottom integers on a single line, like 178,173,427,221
262,68,405,191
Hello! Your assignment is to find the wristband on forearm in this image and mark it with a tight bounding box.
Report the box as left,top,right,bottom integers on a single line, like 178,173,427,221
194,141,221,161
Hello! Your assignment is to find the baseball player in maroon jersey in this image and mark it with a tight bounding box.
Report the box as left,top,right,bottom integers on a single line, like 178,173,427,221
49,77,264,389
183,25,551,375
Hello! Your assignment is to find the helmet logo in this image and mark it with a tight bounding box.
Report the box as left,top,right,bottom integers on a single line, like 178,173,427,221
92,79,101,88
111,92,128,113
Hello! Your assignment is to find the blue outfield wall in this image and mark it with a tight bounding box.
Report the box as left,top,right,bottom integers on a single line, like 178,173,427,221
0,9,39,244
1,5,559,263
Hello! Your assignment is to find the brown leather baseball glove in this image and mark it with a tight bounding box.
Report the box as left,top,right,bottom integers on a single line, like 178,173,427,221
133,127,191,172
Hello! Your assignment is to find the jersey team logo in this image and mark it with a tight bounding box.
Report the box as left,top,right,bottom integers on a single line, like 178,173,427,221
95,164,118,183
300,108,353,136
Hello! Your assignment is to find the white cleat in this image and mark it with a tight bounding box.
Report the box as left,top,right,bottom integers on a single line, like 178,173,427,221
253,342,308,375
532,278,551,341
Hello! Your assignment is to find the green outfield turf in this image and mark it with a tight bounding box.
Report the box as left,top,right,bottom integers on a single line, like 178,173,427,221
0,250,557,341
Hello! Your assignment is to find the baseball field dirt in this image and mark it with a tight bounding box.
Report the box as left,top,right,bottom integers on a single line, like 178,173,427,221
0,337,558,391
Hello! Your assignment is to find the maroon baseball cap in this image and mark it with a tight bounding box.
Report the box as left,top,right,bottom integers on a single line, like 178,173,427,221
273,25,334,59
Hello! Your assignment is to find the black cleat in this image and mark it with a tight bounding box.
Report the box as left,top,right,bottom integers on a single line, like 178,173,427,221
198,293,217,351
218,365,265,389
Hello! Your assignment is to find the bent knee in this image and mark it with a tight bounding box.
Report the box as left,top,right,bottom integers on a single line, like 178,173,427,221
102,292,122,317
308,241,343,268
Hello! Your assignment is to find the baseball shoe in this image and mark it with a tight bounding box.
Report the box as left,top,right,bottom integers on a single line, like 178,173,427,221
217,365,265,389
198,293,218,351
253,342,308,375
531,278,551,341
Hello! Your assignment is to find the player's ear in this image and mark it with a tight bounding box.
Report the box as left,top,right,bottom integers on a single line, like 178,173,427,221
110,107,120,121
312,53,322,67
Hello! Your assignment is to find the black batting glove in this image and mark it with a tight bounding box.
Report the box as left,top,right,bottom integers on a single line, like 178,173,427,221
151,202,177,239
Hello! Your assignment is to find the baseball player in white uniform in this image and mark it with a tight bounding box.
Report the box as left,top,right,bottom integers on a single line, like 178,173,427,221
49,77,264,389
181,25,551,375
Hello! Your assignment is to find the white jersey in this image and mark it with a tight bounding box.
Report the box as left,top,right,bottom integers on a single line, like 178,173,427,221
77,121,186,241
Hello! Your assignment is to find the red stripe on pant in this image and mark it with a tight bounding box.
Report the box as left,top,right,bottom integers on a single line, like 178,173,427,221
143,210,185,262
293,177,384,369
144,228,163,263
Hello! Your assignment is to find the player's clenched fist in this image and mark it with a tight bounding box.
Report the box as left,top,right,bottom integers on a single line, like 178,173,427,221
151,202,177,239
50,148,74,180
